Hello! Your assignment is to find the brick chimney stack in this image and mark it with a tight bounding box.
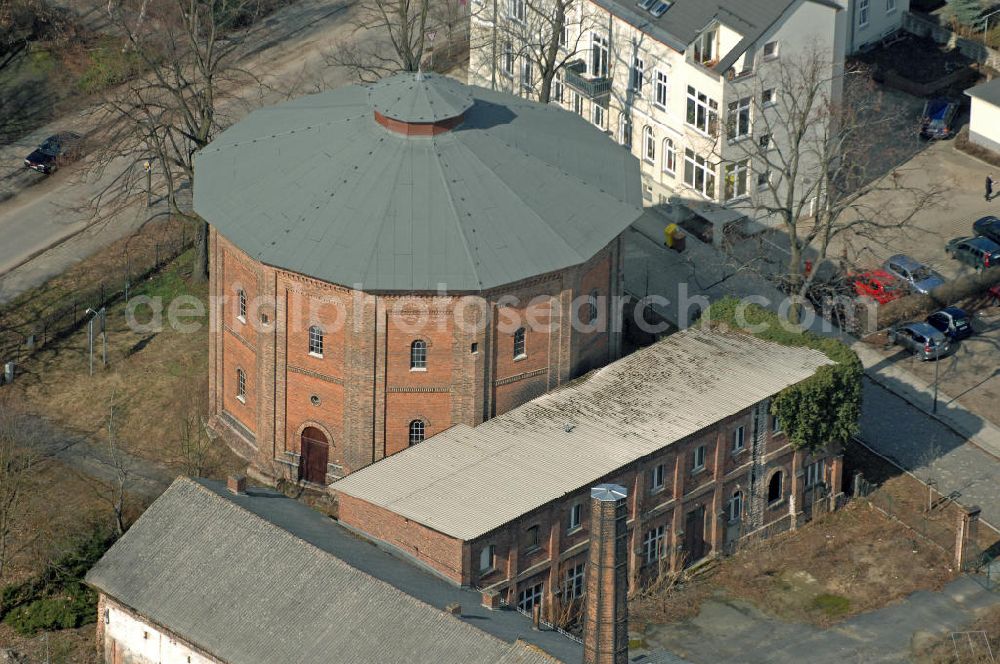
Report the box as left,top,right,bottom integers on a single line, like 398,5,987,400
583,484,629,664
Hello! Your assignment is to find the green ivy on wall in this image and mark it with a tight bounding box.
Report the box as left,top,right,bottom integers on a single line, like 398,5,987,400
700,297,862,452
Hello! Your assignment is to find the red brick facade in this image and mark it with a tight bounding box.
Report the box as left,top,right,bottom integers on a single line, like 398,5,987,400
337,404,844,621
208,229,626,483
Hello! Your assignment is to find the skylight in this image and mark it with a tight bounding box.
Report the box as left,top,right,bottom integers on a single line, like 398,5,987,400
637,0,656,10
650,1,671,17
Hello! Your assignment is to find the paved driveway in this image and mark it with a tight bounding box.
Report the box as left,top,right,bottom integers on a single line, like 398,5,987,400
639,576,1000,664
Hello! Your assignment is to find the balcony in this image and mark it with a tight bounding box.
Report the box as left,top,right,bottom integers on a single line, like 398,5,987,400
563,60,611,100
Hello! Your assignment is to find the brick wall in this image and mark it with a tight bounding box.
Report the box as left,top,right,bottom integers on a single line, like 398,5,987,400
211,235,622,482
338,397,841,621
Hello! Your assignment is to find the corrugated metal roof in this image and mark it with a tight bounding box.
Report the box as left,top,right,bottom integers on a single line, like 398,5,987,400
592,0,841,72
86,478,569,664
334,328,832,541
193,75,643,292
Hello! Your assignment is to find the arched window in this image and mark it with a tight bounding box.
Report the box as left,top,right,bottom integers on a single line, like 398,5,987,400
662,138,676,175
513,327,526,359
237,289,247,321
236,368,246,401
410,340,427,370
729,490,743,522
643,126,655,163
409,419,425,445
768,470,784,504
586,289,599,324
308,325,324,356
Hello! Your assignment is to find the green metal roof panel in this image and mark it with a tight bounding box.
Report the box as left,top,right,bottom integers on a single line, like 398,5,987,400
194,74,643,292
369,72,475,123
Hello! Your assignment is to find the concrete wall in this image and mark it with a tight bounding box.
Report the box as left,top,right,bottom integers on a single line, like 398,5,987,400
99,595,220,664
970,96,1000,153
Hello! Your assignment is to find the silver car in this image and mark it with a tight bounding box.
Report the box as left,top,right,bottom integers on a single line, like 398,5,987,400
888,322,950,360
882,254,945,294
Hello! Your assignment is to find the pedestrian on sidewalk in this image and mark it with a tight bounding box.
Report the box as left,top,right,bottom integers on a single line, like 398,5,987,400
988,174,995,202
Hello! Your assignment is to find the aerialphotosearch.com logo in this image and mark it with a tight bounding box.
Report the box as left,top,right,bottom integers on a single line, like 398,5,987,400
123,282,876,337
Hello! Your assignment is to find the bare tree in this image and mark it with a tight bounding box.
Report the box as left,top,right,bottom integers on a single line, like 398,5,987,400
326,0,432,82
476,0,596,103
88,0,267,281
718,49,941,322
175,405,218,477
0,397,43,580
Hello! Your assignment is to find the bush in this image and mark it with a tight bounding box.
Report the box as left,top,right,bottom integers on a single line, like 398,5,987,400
3,584,96,635
811,593,851,618
76,37,146,95
701,297,863,452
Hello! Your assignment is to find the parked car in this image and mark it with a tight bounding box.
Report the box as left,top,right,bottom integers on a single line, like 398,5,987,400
945,236,1000,273
23,132,82,174
926,306,973,341
852,270,905,304
882,254,945,294
990,283,1000,307
920,98,959,140
888,322,951,360
973,215,1000,246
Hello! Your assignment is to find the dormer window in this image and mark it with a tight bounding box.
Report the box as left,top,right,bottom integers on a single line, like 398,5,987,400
693,29,716,66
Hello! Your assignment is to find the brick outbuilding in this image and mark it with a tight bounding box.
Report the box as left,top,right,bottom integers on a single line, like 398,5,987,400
334,328,845,620
194,73,645,483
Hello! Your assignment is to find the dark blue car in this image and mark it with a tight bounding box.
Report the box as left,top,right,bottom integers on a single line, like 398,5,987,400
920,99,958,140
926,307,973,340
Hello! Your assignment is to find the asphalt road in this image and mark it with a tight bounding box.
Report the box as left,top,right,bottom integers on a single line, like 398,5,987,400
0,0,361,287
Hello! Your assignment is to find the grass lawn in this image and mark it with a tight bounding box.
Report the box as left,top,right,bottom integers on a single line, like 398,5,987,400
632,502,957,630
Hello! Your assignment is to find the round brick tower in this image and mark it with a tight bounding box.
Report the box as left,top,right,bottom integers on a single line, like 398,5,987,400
195,73,644,485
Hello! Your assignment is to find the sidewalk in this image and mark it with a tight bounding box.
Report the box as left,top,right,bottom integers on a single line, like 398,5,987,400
626,212,1000,527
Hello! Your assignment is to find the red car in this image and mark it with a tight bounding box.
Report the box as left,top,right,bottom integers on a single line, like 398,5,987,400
990,283,1000,306
852,270,905,304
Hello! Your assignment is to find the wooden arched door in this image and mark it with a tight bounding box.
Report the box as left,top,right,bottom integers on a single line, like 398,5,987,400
299,427,329,485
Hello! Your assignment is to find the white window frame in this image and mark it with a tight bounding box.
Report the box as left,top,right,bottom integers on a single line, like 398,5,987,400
517,582,544,612
642,525,666,564
762,41,779,59
513,327,527,359
650,463,665,492
568,502,583,531
520,59,533,91
564,563,585,599
502,42,515,77
661,138,676,175
653,71,669,110
236,367,246,402
630,55,645,93
692,444,706,471
693,28,716,65
685,86,718,136
553,74,564,104
771,413,782,433
761,87,776,107
732,426,745,452
590,33,609,77
409,419,425,445
308,325,324,357
642,126,655,163
508,0,526,22
724,159,750,202
683,148,716,198
727,97,751,140
620,115,632,148
886,0,896,12
859,0,870,26
729,490,743,522
805,459,826,488
573,91,583,116
237,289,247,322
410,339,427,370
592,103,605,129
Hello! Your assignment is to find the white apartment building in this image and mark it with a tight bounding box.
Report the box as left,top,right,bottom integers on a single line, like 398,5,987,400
469,0,902,241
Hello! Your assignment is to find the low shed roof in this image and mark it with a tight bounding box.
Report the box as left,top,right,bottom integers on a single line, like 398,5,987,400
333,328,832,541
967,78,1000,107
86,478,573,664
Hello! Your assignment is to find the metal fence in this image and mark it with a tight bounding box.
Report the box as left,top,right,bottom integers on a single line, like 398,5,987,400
0,226,192,372
854,474,957,554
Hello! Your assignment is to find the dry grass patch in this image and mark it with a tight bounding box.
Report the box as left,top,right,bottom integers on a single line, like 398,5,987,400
632,503,956,630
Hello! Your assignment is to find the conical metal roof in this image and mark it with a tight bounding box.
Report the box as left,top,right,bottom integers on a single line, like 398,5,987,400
369,71,474,124
194,74,643,292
